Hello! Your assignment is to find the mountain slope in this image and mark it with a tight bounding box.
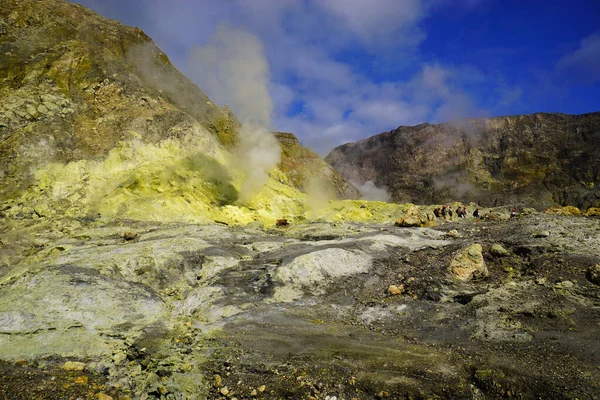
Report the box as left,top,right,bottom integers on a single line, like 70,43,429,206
326,112,600,209
0,0,357,224
275,132,360,199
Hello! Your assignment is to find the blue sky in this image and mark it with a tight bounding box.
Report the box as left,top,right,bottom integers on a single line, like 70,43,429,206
72,0,600,155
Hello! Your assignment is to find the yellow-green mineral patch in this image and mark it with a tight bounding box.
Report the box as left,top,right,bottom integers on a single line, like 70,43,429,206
6,133,417,227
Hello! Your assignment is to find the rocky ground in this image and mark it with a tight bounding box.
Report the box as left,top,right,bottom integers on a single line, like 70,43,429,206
1,211,599,399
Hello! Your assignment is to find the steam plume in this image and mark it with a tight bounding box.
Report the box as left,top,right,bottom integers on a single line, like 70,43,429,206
305,175,335,216
351,180,391,202
187,24,281,199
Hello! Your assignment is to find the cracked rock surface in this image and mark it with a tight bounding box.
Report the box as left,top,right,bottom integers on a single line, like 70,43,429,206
1,212,599,399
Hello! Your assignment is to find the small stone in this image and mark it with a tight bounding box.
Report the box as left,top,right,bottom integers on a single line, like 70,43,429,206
447,229,460,238
251,389,257,396
14,109,27,118
96,393,113,400
74,376,88,384
258,385,266,392
25,104,39,118
112,352,126,364
490,244,510,257
44,101,60,111
535,277,547,285
555,280,574,289
37,104,48,114
220,386,229,395
533,230,550,238
62,361,86,371
214,374,222,387
123,231,138,241
387,284,404,295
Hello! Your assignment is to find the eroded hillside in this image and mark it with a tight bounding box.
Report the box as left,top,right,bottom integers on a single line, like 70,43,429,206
326,112,600,209
0,0,358,227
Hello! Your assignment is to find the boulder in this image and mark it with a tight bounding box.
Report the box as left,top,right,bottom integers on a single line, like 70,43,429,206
273,248,372,302
449,244,488,281
395,206,434,228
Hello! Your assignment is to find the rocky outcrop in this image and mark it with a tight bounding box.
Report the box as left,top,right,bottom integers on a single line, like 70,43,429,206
0,0,235,198
274,132,359,199
325,112,600,209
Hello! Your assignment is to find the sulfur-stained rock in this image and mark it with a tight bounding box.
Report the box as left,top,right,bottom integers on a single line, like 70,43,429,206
387,284,404,295
62,361,86,371
587,207,600,217
395,205,434,227
449,243,488,281
544,206,581,216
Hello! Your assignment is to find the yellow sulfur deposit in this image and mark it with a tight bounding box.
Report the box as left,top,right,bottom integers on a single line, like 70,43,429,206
9,133,415,227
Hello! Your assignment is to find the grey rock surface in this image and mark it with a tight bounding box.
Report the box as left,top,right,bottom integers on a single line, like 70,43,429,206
1,212,599,398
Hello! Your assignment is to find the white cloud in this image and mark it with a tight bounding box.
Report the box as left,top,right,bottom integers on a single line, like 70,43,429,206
557,33,600,84
352,100,429,127
316,0,426,47
74,0,506,156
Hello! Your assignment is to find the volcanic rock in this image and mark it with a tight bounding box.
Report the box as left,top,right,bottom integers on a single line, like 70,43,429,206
326,113,600,209
1,1,600,400
394,205,434,227
490,243,510,257
449,243,488,281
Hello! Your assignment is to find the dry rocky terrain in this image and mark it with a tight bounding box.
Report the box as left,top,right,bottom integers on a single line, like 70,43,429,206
1,210,599,399
1,2,600,399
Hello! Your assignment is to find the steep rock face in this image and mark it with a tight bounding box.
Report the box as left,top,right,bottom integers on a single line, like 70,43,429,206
275,132,359,199
326,112,600,209
0,0,237,197
0,0,356,225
